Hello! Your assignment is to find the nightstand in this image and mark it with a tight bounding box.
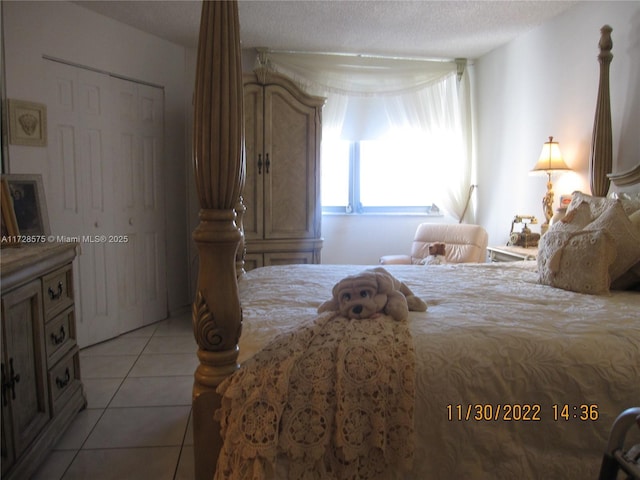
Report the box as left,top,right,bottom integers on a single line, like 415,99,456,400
487,245,538,262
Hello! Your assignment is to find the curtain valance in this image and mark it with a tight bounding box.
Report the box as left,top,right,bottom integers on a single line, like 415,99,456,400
264,51,457,97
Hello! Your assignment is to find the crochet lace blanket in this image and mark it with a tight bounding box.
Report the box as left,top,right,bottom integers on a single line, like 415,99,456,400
214,311,416,480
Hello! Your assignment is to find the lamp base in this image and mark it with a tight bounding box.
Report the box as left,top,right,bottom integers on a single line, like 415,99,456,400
541,222,550,236
542,173,554,225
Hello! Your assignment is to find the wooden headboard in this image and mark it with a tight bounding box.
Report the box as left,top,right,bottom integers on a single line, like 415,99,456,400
188,3,625,478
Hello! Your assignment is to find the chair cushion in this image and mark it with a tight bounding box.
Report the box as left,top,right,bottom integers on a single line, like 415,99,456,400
409,224,488,263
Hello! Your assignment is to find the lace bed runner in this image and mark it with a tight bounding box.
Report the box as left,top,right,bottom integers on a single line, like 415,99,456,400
214,311,416,480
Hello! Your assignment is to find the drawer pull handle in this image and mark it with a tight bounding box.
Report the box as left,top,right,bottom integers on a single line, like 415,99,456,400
49,282,64,300
56,368,71,389
51,326,66,345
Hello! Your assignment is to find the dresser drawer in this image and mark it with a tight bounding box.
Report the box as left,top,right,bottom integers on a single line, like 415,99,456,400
48,348,81,414
42,265,74,320
44,307,77,366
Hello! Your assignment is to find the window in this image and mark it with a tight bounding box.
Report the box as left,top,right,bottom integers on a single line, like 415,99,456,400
321,129,442,214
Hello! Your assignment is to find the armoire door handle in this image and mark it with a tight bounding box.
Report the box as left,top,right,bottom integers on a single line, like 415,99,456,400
265,153,270,174
257,153,263,174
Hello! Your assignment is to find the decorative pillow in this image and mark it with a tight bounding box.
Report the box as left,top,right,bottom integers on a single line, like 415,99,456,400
585,201,640,281
538,229,616,294
565,191,615,221
566,191,640,220
555,202,593,232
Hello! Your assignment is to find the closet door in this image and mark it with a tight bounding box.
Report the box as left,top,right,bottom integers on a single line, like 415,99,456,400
263,84,317,240
46,61,167,346
46,61,119,346
111,78,167,331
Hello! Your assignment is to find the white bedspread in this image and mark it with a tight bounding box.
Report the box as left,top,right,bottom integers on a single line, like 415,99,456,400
237,262,640,479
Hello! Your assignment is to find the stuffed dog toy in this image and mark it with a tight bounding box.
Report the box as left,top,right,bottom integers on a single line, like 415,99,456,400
317,267,427,321
420,242,447,265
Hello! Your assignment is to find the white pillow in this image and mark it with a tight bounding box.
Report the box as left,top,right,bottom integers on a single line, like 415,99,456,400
538,229,615,294
585,201,640,281
565,191,615,221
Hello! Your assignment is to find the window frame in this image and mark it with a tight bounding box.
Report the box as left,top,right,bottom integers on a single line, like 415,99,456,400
321,139,441,215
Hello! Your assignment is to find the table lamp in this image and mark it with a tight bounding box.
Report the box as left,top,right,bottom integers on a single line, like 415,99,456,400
531,136,570,234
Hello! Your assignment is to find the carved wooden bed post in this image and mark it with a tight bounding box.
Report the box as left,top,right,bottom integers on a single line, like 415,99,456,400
191,1,245,479
589,24,613,196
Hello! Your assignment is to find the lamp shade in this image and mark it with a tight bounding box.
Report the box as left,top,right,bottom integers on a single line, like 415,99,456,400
531,136,570,173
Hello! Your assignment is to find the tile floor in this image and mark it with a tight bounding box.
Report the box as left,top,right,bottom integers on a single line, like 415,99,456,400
32,310,198,480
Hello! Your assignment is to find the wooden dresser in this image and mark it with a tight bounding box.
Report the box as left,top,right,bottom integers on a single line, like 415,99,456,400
1,243,86,480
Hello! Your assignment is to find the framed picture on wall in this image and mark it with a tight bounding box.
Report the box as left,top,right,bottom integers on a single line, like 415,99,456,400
8,99,48,146
2,174,50,236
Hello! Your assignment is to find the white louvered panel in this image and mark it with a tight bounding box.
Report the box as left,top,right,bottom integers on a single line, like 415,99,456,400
142,136,156,210
141,95,155,123
118,89,136,121
145,231,158,302
81,83,101,116
88,242,108,317
119,132,136,209
57,126,78,214
55,77,74,112
118,233,138,308
85,129,104,212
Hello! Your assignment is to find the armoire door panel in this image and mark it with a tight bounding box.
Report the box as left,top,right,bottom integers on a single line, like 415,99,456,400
263,85,316,239
242,82,264,240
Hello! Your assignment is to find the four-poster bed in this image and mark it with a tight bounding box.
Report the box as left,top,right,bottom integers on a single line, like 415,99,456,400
191,3,639,478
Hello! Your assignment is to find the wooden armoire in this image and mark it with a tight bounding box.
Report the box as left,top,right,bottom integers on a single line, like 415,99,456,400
241,69,325,271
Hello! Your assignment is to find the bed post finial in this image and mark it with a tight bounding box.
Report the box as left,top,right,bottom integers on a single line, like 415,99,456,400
191,1,245,479
589,24,613,196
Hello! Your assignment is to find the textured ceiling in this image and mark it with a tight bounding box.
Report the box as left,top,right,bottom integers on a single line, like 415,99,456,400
75,0,578,60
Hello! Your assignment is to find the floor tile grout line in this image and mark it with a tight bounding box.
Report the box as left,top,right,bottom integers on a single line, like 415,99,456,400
173,408,194,480
56,328,159,480
42,315,194,479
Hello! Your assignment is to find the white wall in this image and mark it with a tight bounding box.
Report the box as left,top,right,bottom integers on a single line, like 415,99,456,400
321,214,458,265
475,1,640,246
3,1,191,313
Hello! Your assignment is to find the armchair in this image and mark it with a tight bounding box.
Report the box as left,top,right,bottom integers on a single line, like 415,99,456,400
380,223,488,264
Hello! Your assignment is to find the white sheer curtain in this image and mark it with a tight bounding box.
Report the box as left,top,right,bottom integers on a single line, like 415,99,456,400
383,69,475,221
263,51,476,222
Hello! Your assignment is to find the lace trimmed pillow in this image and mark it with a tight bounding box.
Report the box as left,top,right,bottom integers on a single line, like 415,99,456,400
565,191,616,221
585,201,640,281
567,191,640,218
538,229,616,294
